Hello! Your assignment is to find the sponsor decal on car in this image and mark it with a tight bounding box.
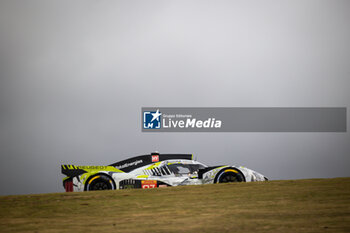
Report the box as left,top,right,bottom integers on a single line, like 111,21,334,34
152,155,159,162
141,180,157,189
115,160,143,169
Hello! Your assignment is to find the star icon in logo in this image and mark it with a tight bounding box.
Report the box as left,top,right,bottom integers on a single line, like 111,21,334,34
151,109,162,122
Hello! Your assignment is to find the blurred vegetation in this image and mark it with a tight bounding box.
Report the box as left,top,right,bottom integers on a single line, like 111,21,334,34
0,178,349,232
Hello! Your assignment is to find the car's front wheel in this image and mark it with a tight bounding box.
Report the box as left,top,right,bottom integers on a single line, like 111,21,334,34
215,168,245,183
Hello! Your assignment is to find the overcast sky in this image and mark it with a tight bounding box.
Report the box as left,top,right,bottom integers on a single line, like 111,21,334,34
0,0,349,195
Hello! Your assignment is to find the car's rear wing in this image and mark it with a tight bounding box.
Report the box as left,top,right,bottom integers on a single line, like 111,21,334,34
61,165,124,177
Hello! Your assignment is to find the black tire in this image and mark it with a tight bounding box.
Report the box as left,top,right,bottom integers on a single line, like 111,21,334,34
215,168,245,183
86,175,113,191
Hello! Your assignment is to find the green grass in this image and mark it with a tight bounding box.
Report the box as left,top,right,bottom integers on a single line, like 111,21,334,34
1,178,350,233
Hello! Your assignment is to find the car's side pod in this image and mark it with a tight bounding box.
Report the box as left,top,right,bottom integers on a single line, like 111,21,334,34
197,166,223,179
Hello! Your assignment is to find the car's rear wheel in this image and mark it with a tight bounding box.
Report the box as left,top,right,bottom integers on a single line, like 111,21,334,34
86,175,113,191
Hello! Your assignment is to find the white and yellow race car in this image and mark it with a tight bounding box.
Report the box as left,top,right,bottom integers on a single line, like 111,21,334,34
61,152,268,192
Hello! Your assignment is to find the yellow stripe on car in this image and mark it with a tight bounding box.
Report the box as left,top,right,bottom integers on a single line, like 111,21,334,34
167,162,181,165
145,162,162,170
225,169,238,173
88,176,100,184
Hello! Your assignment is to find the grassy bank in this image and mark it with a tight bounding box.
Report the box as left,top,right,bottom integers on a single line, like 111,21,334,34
0,178,349,232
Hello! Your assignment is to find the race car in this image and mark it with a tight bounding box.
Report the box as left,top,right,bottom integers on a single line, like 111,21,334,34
61,152,268,192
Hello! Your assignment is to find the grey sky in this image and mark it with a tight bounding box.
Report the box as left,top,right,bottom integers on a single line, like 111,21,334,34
0,0,349,195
